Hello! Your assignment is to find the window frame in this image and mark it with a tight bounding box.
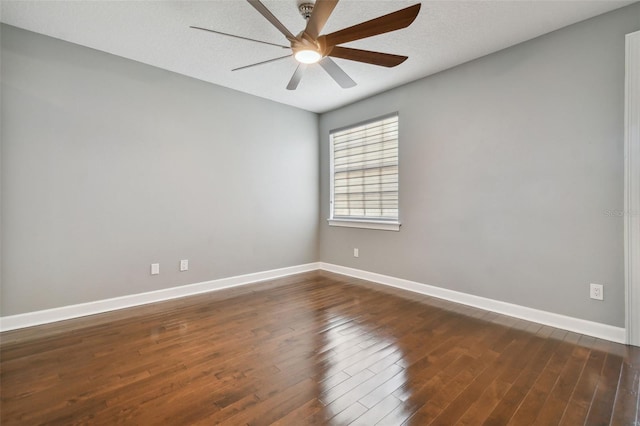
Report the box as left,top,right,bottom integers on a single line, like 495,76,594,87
328,112,401,231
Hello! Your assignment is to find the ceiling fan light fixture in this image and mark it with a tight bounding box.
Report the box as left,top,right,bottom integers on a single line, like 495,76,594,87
295,49,322,64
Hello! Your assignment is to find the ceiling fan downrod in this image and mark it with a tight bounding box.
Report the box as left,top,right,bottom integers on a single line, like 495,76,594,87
297,1,315,20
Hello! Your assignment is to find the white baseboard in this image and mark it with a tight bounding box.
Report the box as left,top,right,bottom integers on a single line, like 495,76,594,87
0,261,626,344
319,263,626,344
0,263,320,332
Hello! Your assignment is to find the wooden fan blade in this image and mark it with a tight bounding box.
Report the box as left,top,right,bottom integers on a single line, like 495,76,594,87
328,46,407,67
190,26,290,49
304,0,339,40
247,0,296,41
319,3,421,48
319,57,356,88
287,64,307,90
232,54,292,71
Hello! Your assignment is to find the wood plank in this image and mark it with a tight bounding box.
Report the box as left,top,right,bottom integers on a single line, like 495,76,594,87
558,347,608,425
583,352,624,425
528,344,590,425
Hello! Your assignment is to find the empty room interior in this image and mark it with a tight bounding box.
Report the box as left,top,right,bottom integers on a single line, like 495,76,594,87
1,0,640,424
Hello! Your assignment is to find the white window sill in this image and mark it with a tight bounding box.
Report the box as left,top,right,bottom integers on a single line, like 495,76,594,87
328,219,401,231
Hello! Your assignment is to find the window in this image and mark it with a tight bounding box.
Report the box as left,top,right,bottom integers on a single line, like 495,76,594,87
329,113,400,231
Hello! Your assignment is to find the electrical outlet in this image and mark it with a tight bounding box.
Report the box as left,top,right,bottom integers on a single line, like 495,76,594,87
590,283,604,300
151,263,160,275
353,248,359,258
180,259,189,272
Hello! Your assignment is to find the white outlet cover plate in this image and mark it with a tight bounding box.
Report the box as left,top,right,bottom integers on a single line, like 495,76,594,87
590,283,604,300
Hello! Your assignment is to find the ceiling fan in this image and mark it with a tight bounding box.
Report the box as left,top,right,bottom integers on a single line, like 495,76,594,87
191,0,421,90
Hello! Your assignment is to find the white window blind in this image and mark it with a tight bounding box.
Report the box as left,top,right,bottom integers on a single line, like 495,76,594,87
330,114,399,223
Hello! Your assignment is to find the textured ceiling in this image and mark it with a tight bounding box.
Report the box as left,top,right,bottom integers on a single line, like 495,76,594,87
1,0,634,113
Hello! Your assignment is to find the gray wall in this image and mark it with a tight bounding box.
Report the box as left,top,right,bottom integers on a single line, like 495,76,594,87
1,24,319,316
319,3,640,327
2,3,638,326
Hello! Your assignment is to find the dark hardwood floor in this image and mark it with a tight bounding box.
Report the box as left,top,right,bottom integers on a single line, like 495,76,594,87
1,271,639,425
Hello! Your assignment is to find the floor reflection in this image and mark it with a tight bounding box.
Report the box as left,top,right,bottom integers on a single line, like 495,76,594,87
312,290,414,424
